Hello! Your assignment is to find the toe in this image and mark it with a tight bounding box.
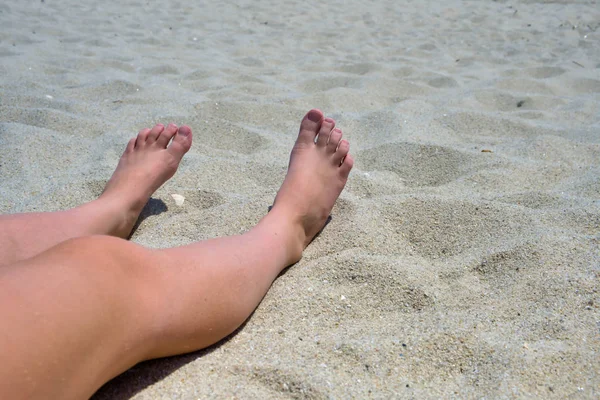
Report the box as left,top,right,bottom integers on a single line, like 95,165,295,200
147,124,165,142
316,118,335,147
157,123,178,148
327,128,343,153
296,109,323,145
167,125,193,160
125,138,136,153
135,128,151,148
339,154,354,178
333,139,350,165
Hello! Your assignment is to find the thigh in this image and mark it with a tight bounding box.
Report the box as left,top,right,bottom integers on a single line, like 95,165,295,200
0,235,160,400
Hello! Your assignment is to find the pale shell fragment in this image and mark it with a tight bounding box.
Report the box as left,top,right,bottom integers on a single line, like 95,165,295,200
171,194,185,206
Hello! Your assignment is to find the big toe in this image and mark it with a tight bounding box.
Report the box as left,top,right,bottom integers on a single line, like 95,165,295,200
167,125,193,159
297,109,323,145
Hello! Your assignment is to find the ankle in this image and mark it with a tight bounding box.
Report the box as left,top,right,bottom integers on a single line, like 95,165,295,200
253,207,306,265
90,196,141,238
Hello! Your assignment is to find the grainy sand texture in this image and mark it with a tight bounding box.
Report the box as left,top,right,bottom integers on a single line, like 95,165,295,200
1,0,599,398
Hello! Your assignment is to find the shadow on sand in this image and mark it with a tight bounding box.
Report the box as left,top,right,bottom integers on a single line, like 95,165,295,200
128,198,168,238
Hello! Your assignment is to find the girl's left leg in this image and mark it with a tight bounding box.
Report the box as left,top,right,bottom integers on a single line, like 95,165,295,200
0,123,192,267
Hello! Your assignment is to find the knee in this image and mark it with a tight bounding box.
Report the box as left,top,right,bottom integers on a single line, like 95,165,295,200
61,234,135,255
51,235,163,311
66,234,127,248
54,235,152,271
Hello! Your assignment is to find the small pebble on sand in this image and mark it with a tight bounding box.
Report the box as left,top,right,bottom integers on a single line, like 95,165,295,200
171,194,185,206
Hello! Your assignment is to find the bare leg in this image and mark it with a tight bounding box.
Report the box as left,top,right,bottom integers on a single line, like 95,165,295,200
0,123,192,266
0,109,353,399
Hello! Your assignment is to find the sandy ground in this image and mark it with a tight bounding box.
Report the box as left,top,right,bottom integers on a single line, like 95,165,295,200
1,0,599,398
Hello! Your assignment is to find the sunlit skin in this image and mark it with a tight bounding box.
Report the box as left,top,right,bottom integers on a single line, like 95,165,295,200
0,109,353,399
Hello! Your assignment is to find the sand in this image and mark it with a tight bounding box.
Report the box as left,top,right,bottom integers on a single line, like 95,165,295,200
1,0,599,398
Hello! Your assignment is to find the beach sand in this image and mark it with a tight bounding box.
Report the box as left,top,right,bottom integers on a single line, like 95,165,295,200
1,0,599,398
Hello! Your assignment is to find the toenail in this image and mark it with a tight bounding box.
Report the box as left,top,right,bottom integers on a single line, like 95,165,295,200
307,110,321,123
179,127,191,137
324,118,334,124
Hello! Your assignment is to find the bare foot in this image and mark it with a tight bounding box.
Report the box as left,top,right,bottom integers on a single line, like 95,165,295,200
100,123,192,237
270,109,354,262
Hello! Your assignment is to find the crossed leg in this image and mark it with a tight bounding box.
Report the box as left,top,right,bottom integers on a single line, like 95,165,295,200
0,109,354,399
0,122,192,267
